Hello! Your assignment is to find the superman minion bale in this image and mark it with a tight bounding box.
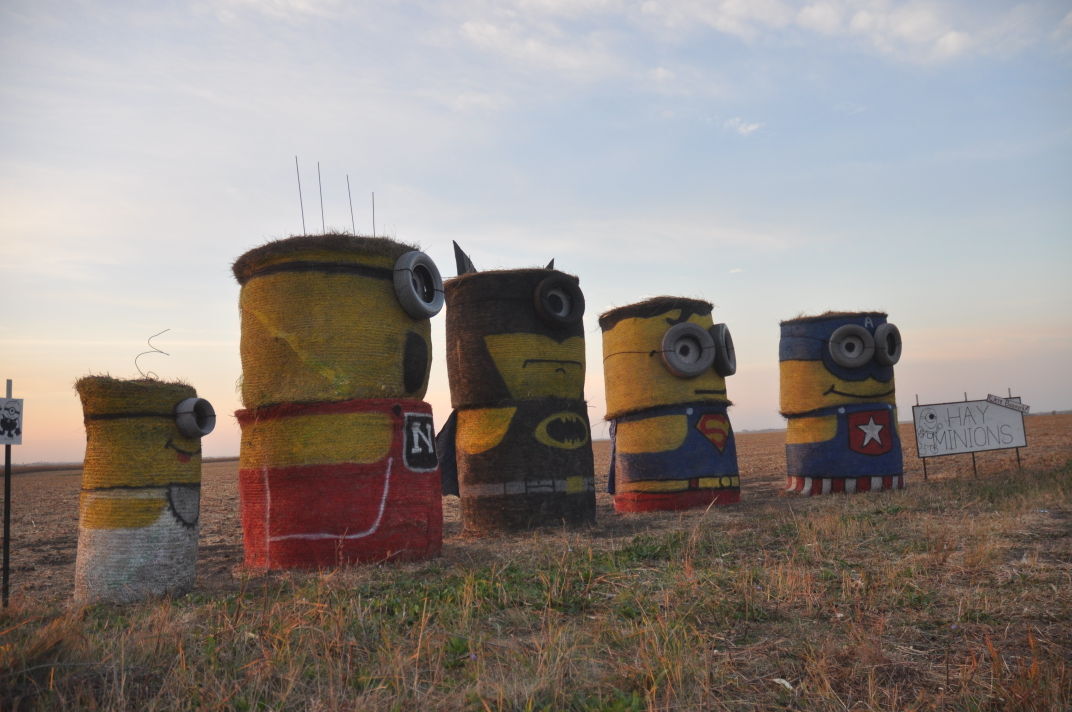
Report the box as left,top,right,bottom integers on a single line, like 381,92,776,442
233,234,444,568
439,246,596,533
779,311,904,496
600,297,740,513
73,376,215,604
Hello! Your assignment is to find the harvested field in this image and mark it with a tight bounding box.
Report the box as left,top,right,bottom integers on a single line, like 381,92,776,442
2,414,1070,710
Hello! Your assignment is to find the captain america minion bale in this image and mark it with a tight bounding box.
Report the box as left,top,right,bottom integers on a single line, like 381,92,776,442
779,311,904,495
438,243,596,533
600,297,740,512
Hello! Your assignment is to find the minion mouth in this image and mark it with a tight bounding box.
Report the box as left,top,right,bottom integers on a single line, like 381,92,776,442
523,358,583,375
824,385,894,399
165,438,201,463
694,389,727,395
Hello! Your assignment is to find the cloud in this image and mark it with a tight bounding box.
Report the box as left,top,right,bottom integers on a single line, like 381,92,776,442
724,116,763,135
729,267,745,273
205,0,342,21
459,19,620,79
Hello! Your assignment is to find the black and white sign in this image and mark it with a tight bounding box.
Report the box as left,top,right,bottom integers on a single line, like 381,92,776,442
0,399,22,446
403,413,438,472
913,398,1027,458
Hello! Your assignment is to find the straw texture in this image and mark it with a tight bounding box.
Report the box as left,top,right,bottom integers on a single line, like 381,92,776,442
601,298,740,512
73,376,202,604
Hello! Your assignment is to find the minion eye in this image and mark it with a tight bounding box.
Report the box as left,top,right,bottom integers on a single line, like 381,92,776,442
174,397,216,438
873,323,902,366
393,251,444,319
709,323,736,377
660,322,715,378
534,275,584,325
828,324,875,368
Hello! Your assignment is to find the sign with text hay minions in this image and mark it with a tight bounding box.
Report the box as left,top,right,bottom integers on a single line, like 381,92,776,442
437,243,596,533
600,297,740,513
913,398,1027,458
73,377,215,604
233,234,444,569
779,311,904,496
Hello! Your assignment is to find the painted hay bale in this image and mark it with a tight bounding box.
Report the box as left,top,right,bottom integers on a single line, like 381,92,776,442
779,311,904,495
441,267,595,533
600,297,740,513
233,234,441,408
236,398,442,568
73,376,215,604
233,233,445,568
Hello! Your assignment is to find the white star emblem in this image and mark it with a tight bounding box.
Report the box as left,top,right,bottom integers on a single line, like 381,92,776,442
858,417,884,447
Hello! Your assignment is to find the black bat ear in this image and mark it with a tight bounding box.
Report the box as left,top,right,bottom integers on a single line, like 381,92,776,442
453,241,477,276
545,258,555,270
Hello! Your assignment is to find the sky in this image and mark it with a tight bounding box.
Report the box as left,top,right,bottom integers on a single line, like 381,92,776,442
2,0,1070,464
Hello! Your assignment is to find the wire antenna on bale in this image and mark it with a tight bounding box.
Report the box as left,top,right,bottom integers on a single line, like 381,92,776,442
134,329,170,380
317,161,325,233
347,174,356,235
371,192,376,237
294,156,306,236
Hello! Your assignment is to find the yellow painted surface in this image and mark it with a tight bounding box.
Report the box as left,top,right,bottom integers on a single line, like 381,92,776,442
239,411,393,468
456,407,517,454
602,311,728,419
534,411,590,450
565,476,588,494
80,490,166,529
779,360,896,415
615,415,687,454
82,419,201,489
619,476,739,493
239,270,431,406
697,476,740,488
785,414,838,444
252,249,395,273
482,334,585,400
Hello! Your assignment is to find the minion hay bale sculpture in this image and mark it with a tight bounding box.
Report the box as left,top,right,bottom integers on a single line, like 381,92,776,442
73,376,215,604
600,297,740,513
233,233,444,568
779,311,904,495
438,243,596,533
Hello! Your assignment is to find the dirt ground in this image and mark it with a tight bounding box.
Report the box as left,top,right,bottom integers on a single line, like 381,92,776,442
5,414,1070,605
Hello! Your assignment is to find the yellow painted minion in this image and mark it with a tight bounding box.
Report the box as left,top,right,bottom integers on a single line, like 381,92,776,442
73,376,215,604
779,311,904,495
601,297,739,512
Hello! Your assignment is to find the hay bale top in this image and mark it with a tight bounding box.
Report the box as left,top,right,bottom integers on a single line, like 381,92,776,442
232,233,419,285
779,310,887,326
598,296,713,332
75,376,195,415
445,267,574,288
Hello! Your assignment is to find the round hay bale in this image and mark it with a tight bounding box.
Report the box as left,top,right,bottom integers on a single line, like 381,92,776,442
73,376,207,604
600,297,740,513
444,268,595,533
778,311,904,496
233,234,437,408
236,398,442,568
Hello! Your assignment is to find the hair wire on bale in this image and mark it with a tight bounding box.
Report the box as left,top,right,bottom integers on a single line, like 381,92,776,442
134,329,170,380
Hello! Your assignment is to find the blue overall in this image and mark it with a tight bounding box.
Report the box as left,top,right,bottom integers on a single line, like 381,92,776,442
785,402,902,479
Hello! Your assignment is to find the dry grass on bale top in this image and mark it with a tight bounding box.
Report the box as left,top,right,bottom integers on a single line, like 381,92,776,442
0,415,1070,710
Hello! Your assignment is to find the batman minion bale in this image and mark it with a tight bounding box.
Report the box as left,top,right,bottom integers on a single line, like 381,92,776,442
438,243,596,533
73,376,215,604
233,234,444,568
779,311,904,495
600,297,740,512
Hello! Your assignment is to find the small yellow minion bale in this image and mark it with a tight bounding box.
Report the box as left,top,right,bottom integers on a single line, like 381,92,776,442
73,376,215,604
601,297,740,512
233,233,445,568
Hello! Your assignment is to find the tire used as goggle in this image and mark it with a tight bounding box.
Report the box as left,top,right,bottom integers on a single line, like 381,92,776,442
533,274,585,325
393,251,444,319
174,397,216,438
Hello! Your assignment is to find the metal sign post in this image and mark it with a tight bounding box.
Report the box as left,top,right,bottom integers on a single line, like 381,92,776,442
1,379,19,607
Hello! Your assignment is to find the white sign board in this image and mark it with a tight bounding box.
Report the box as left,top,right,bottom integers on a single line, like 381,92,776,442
913,399,1026,458
0,398,22,445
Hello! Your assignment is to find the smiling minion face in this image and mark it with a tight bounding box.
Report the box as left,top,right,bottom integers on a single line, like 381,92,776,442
779,312,901,416
233,234,443,407
445,269,586,407
601,297,736,420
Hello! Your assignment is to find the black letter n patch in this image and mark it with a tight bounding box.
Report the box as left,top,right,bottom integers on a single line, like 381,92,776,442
403,413,438,472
